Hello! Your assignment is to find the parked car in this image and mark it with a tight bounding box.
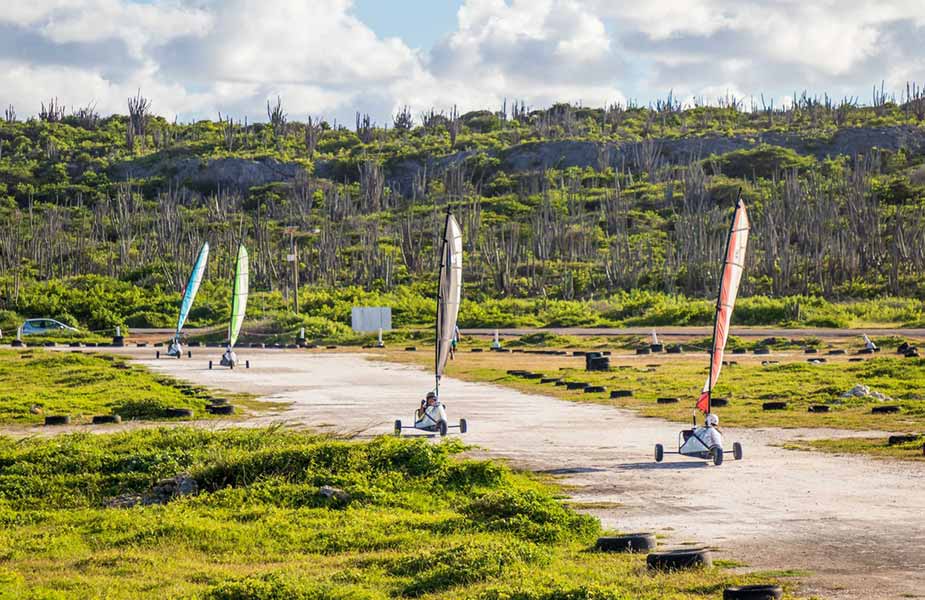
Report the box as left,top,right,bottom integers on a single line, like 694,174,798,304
21,318,78,335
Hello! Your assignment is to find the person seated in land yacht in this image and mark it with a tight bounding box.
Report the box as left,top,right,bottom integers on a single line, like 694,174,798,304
417,391,437,419
693,413,723,450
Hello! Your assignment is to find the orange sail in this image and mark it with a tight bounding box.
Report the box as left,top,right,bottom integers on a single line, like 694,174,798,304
700,198,749,413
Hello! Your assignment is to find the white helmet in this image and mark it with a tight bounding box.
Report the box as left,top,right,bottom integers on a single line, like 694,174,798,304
706,413,719,427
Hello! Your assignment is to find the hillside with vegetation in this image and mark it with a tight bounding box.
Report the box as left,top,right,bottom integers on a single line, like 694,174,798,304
3,89,925,337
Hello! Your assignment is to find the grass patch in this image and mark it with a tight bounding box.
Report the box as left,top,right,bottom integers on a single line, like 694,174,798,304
786,437,925,461
381,347,925,430
0,349,237,424
0,428,780,599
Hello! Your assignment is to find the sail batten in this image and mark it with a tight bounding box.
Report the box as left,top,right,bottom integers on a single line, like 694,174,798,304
228,244,249,348
434,214,463,392
175,242,209,337
697,198,749,414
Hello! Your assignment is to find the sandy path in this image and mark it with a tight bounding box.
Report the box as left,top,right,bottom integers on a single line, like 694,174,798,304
130,349,924,600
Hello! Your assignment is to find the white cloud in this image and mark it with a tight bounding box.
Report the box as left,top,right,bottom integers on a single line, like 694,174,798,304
599,0,923,86
422,0,622,113
1,1,212,58
0,0,922,124
0,58,209,119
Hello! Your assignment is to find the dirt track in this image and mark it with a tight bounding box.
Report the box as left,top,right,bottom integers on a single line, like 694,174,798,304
129,349,925,599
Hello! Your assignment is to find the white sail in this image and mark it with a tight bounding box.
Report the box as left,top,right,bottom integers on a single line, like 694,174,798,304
435,214,463,387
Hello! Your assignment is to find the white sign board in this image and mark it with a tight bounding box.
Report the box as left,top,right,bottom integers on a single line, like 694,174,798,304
351,306,392,332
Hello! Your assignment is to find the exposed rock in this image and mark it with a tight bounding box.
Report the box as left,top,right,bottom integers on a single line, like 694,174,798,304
106,474,199,509
110,125,925,197
148,474,199,501
841,384,891,402
112,156,305,191
318,485,351,503
106,493,143,509
501,126,925,174
29,404,42,415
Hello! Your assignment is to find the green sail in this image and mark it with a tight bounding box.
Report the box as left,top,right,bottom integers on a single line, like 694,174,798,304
228,244,249,347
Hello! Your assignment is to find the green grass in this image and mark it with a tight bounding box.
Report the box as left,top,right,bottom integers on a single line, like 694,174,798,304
0,349,239,424
785,437,925,461
384,347,925,430
0,428,786,599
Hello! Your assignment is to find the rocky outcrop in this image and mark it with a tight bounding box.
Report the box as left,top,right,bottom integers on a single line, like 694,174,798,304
110,125,925,196
112,156,305,191
106,474,199,508
501,126,925,173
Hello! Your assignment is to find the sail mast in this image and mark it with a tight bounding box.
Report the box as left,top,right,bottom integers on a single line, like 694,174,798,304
698,193,749,415
704,204,737,413
435,212,450,396
433,211,463,399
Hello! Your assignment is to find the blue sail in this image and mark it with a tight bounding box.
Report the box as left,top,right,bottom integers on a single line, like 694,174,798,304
175,242,210,337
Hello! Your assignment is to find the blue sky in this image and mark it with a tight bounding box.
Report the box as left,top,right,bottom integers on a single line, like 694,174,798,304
352,0,463,50
0,1,922,124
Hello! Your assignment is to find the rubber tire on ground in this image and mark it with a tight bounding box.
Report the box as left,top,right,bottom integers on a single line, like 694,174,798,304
872,405,900,414
657,397,679,404
763,401,787,411
713,447,724,466
611,390,632,398
438,420,448,437
92,414,122,424
207,404,234,415
646,548,712,570
711,398,729,407
459,418,467,434
808,404,830,413
654,444,664,462
394,420,402,436
723,585,783,600
187,350,192,358
888,434,920,445
164,408,194,418
595,534,656,553
44,415,71,426
733,442,743,460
